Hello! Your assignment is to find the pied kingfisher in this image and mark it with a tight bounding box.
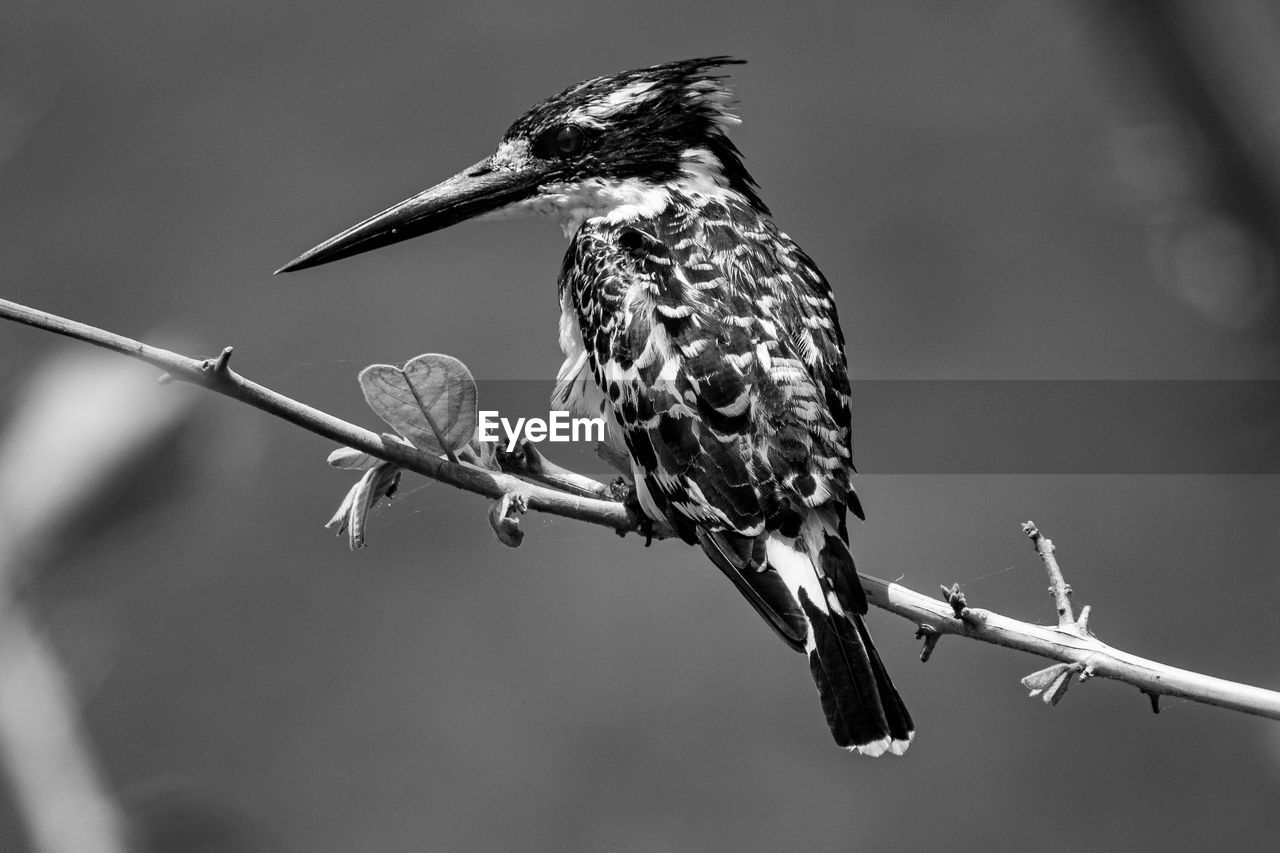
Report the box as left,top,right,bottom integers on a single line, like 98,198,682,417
279,58,913,755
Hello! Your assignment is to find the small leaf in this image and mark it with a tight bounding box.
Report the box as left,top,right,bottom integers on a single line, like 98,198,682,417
1022,662,1078,706
1022,663,1071,692
327,435,413,470
325,461,401,549
1042,670,1074,706
358,354,477,459
467,436,499,470
327,447,381,470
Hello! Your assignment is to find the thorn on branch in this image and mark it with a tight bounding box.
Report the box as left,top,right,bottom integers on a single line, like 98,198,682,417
489,491,528,548
915,624,941,662
1144,690,1162,714
202,346,234,376
1076,605,1093,636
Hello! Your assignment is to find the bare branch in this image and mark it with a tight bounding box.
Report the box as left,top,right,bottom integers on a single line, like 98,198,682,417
0,297,668,539
1023,520,1076,629
4,296,1280,723
867,568,1280,721
496,439,613,500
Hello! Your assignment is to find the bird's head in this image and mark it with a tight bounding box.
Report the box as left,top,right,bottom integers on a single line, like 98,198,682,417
277,57,764,273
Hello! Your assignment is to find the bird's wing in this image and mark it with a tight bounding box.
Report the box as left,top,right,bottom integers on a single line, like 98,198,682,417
564,199,858,646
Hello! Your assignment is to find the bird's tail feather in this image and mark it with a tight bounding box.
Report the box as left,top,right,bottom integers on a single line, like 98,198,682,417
766,520,914,756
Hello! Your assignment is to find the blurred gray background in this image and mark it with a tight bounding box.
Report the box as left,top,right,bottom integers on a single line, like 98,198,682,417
2,1,1279,850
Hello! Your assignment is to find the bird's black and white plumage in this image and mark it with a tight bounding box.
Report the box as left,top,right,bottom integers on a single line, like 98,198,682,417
280,57,914,755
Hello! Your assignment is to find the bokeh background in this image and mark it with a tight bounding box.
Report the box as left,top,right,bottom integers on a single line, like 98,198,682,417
2,1,1280,850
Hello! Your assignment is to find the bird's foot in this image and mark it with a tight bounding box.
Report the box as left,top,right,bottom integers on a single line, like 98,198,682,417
606,476,632,502
617,481,655,546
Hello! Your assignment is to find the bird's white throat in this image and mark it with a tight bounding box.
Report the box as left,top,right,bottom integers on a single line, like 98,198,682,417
487,146,744,237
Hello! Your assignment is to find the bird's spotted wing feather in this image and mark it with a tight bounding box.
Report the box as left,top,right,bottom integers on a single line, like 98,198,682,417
568,196,857,527
560,192,910,754
561,194,859,634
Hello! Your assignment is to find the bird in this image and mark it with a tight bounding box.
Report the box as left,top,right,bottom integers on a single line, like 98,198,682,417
278,57,913,756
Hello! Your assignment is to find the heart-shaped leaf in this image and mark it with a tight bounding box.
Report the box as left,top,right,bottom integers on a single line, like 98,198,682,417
358,354,477,459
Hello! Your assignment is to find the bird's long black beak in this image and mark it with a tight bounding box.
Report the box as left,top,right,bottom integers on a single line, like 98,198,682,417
275,157,544,273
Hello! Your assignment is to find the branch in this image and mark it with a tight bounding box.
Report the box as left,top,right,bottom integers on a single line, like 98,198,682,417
875,555,1280,720
0,297,665,539
495,438,615,500
1023,521,1075,629
4,296,1279,723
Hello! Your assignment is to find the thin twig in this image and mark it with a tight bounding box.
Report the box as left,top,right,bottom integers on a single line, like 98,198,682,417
496,439,613,500
4,296,1280,722
1023,521,1076,629
869,573,1280,720
0,297,666,538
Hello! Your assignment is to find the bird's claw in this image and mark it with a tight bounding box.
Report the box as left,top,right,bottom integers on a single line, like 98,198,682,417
606,476,632,501
619,483,655,546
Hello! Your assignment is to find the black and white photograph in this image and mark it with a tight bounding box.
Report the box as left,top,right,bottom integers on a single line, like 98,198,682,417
2,2,1279,850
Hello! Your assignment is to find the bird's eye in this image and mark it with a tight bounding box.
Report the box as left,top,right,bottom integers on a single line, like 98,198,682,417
535,124,587,159
554,125,585,155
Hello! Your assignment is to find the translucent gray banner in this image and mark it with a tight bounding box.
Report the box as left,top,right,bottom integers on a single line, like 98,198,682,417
470,380,1280,475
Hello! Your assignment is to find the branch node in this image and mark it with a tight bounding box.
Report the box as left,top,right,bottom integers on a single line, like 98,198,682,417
915,624,941,662
939,584,987,629
202,346,234,376
940,583,967,618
